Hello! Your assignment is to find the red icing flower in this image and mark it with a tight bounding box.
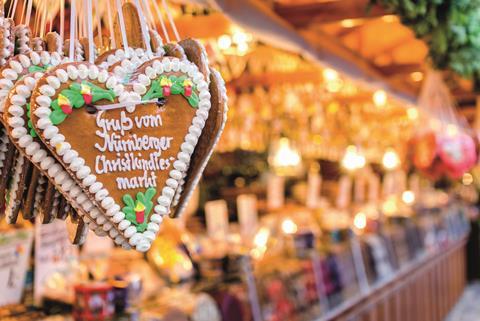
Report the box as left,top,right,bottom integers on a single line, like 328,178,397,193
160,77,173,96
81,83,93,104
183,79,193,97
58,94,72,114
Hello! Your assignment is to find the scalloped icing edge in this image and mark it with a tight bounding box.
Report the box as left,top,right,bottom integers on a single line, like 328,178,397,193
2,53,130,247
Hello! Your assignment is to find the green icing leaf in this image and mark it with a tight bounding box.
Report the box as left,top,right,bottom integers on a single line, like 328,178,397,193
145,188,156,201
26,103,37,138
61,89,84,108
171,83,183,95
49,109,67,125
51,99,60,111
28,65,47,73
70,83,81,91
136,223,148,232
122,194,135,208
187,91,199,108
142,80,164,101
92,91,115,103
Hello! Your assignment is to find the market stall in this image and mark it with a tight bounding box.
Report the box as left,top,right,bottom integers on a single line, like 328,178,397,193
0,0,478,321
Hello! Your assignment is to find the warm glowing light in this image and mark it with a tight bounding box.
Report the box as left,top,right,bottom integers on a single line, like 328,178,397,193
446,123,458,137
218,35,232,50
410,71,424,82
382,198,398,215
237,42,249,55
232,31,248,44
382,148,400,170
353,212,367,230
373,90,387,107
402,190,415,205
323,68,338,82
463,173,474,186
268,137,302,176
342,145,366,171
381,15,398,23
407,107,418,120
341,19,356,28
281,218,298,234
253,227,270,248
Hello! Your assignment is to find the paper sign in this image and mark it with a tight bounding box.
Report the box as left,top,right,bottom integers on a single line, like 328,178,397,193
0,228,33,306
382,172,395,197
409,174,421,197
368,173,380,203
34,218,78,305
336,175,352,209
205,200,229,241
306,171,322,208
267,173,284,209
354,174,366,203
237,194,258,239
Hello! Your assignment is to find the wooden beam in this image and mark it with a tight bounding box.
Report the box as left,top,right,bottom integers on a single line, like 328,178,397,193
274,0,387,28
378,64,422,77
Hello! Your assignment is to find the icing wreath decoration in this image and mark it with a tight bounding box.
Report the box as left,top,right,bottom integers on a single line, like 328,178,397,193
122,187,156,232
142,75,199,108
50,81,115,124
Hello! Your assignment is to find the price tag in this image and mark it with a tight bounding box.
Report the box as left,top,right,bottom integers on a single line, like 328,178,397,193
0,228,34,306
237,194,258,239
336,175,352,209
205,200,229,241
34,218,78,305
267,173,284,210
306,171,322,208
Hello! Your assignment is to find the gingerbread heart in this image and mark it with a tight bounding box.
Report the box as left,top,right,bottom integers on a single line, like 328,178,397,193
4,69,130,247
30,57,211,251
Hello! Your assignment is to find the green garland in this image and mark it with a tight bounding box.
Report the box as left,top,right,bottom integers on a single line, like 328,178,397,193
371,0,480,84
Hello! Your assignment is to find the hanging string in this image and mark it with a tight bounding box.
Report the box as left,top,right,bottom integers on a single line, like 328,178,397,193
115,0,130,55
48,10,53,33
86,0,94,63
69,0,77,61
140,0,156,32
7,0,18,19
105,0,115,49
25,0,33,27
152,0,170,43
95,3,103,49
19,0,26,24
60,0,64,40
133,0,151,54
39,1,48,38
161,0,180,41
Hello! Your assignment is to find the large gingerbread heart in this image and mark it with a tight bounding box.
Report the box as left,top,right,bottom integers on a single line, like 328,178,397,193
30,57,211,251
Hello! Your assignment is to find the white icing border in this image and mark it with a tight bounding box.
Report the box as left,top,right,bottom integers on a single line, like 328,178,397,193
172,68,228,217
33,57,210,251
5,152,23,223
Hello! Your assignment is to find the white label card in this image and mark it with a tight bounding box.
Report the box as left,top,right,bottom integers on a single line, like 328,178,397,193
237,194,258,239
336,175,352,209
205,200,229,241
0,228,34,306
267,173,284,210
306,171,322,208
34,218,78,305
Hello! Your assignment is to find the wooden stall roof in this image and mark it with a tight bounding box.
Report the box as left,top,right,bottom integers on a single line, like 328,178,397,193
262,0,476,122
